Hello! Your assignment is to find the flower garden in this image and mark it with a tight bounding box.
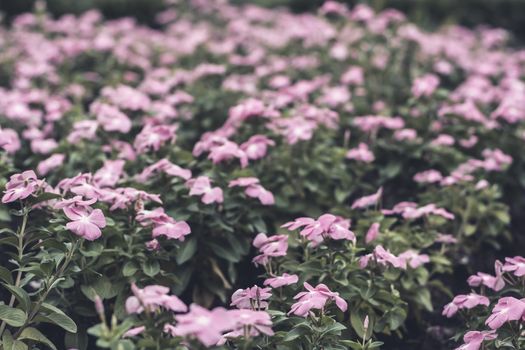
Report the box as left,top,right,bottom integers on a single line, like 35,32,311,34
1,1,525,349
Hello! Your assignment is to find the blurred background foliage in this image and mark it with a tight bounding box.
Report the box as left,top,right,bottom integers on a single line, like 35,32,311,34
1,0,525,42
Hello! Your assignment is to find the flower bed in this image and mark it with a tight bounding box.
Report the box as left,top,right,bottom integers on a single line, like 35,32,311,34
1,1,524,349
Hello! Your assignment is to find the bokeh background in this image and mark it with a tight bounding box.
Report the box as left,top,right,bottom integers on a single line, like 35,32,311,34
1,0,525,42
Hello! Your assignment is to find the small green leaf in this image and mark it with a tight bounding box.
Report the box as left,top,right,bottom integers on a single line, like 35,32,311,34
40,303,77,333
142,260,160,277
0,304,27,327
19,327,57,350
176,238,197,265
2,283,31,311
0,266,14,284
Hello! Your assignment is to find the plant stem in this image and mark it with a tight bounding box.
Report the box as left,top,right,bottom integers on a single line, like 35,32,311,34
0,207,29,338
14,240,78,338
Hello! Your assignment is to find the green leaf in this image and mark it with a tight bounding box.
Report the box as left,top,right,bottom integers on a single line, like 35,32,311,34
40,303,77,333
2,284,31,311
142,260,160,277
0,304,27,327
207,242,240,263
0,266,14,284
176,238,197,265
282,326,308,342
19,327,57,350
30,192,62,205
12,340,28,350
414,288,433,312
122,262,138,277
2,329,14,349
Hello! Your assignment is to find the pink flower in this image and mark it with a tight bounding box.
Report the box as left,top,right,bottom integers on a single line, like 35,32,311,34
166,304,236,347
485,297,525,330
502,256,525,277
282,214,355,245
0,128,21,153
93,160,125,188
346,143,375,163
134,124,177,154
208,140,248,168
31,138,58,155
365,223,380,243
125,283,187,314
64,206,106,241
442,294,490,318
92,103,132,133
229,177,274,205
219,309,274,344
413,170,443,184
455,330,497,350
263,273,299,288
411,74,440,98
2,170,42,203
152,216,191,241
37,154,65,176
136,159,191,183
468,261,505,292
289,282,347,317
252,233,288,266
398,250,430,269
186,176,223,204
351,187,382,209
240,135,275,160
230,286,272,309
430,134,455,147
373,245,407,269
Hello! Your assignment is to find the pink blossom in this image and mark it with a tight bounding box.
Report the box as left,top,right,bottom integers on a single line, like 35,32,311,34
134,124,177,154
346,143,375,163
398,250,430,268
92,103,132,133
93,160,125,188
152,216,191,241
166,304,235,347
282,213,355,245
219,309,274,343
2,170,42,203
67,120,98,143
208,139,248,168
411,74,440,98
0,128,21,153
240,135,275,160
455,330,497,350
442,294,490,318
252,233,288,266
468,261,505,291
136,159,191,183
373,245,407,269
413,170,443,184
231,285,272,309
365,223,380,243
64,206,106,241
351,187,382,209
263,273,299,288
37,154,65,176
394,128,418,141
289,282,347,317
31,138,58,154
485,297,525,330
125,283,187,314
502,256,525,277
430,134,455,147
186,176,223,204
229,177,274,205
